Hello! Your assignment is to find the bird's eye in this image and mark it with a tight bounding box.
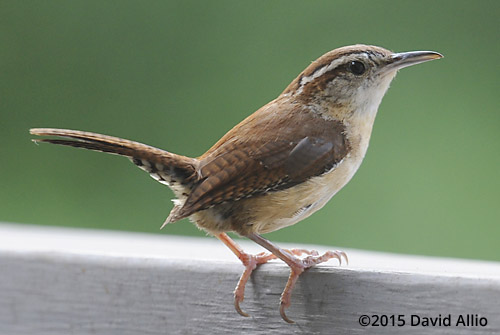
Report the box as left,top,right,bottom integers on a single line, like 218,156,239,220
348,61,366,75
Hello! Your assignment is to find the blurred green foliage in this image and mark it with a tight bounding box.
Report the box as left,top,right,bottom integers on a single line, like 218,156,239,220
1,1,499,261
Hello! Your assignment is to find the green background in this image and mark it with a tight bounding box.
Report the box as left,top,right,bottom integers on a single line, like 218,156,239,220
1,1,499,261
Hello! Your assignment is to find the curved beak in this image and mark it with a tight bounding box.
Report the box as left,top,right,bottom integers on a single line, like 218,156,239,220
388,50,443,70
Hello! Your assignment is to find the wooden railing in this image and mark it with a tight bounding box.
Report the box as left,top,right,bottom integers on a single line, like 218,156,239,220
0,223,498,334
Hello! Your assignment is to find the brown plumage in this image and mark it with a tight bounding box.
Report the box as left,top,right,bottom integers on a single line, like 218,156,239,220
30,104,349,231
31,44,442,323
180,108,349,221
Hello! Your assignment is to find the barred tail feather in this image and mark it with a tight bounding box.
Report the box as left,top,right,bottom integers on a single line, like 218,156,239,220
30,128,198,202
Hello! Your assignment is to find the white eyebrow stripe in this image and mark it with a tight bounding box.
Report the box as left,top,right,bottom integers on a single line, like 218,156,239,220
299,57,346,87
295,52,375,95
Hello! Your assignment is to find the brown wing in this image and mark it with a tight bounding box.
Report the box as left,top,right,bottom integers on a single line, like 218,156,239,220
174,107,349,220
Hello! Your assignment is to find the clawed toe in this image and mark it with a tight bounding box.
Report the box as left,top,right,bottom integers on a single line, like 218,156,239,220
232,251,278,318
323,250,348,265
234,248,348,322
234,296,249,317
280,302,295,323
278,249,348,323
219,232,349,322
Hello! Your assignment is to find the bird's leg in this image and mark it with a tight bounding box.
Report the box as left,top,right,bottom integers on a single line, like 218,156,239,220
246,233,347,323
216,232,319,317
216,232,274,317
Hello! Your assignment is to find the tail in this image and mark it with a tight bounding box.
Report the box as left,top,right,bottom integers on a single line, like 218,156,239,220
30,128,198,222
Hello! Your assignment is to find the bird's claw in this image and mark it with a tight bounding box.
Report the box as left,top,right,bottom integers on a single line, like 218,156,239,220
231,244,347,323
234,297,249,317
233,251,277,317
280,302,295,323
278,249,347,323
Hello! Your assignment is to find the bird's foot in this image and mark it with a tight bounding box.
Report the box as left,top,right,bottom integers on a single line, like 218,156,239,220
279,249,348,323
234,248,320,317
233,251,273,317
216,232,347,322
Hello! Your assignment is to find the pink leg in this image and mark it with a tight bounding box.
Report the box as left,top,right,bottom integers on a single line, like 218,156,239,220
247,233,347,323
216,233,320,318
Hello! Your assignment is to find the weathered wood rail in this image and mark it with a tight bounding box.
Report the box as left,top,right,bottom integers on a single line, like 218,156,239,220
0,223,498,334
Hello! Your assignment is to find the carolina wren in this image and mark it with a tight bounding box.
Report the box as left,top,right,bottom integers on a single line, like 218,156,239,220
31,44,442,323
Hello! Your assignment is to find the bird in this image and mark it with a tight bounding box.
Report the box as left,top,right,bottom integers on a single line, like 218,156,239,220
30,44,442,323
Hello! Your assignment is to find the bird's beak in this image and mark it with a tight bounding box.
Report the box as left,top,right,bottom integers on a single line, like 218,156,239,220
388,50,443,70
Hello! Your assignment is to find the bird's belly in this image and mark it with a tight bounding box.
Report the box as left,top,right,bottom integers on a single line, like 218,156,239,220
250,154,363,234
